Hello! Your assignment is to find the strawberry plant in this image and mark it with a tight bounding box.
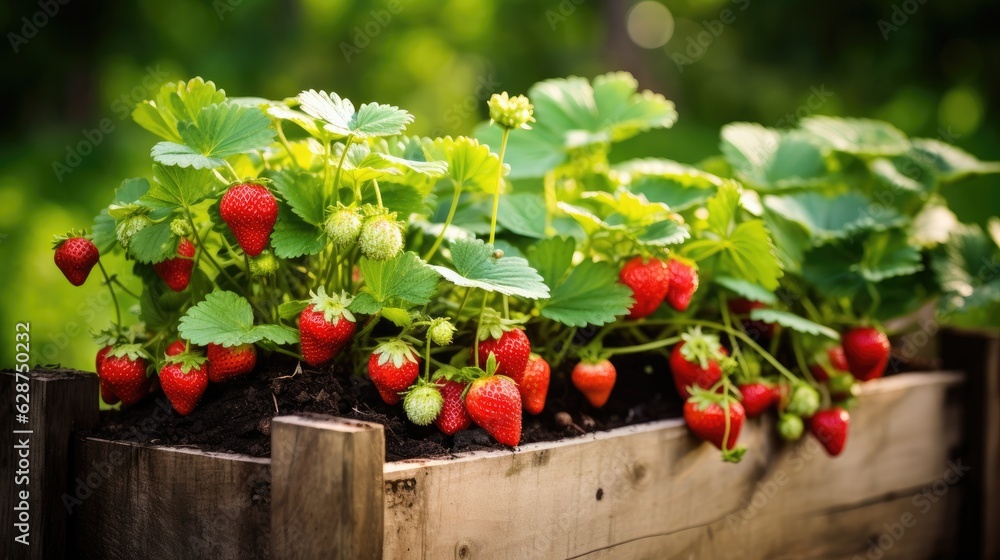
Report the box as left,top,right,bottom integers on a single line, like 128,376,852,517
57,72,1000,461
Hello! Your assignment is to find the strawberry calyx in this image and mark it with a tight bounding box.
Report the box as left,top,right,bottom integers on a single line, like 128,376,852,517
164,352,208,374
51,229,92,249
308,286,356,324
92,327,125,348
679,327,726,369
372,339,419,369
476,308,523,341
687,386,747,463
107,343,152,362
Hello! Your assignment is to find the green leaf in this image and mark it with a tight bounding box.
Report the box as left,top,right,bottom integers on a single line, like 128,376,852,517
360,181,433,219
800,116,910,156
618,158,724,212
152,103,276,169
763,192,905,244
271,170,327,226
933,223,1000,311
431,238,550,299
859,231,924,282
358,251,440,310
297,90,413,138
749,309,839,339
802,231,923,296
132,78,227,143
424,136,503,193
92,210,117,253
278,300,309,321
348,293,382,315
721,123,830,191
475,72,677,178
381,307,412,328
540,259,633,327
527,236,576,288
496,193,547,238
714,276,778,305
637,219,690,246
271,206,326,259
140,164,218,210
127,220,176,264
116,178,151,204
908,139,1000,182
179,291,293,346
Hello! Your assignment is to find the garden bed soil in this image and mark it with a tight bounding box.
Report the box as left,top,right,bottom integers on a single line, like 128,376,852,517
82,346,933,462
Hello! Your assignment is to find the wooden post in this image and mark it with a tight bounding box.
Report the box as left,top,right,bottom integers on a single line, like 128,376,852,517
270,414,385,560
941,327,1000,560
1,369,99,560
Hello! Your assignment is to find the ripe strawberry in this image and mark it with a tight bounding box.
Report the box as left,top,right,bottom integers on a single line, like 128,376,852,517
99,379,120,406
298,288,356,367
100,345,150,406
95,345,121,405
618,256,670,319
474,315,531,380
368,340,421,405
159,354,209,416
670,328,727,398
153,238,196,292
810,345,849,382
53,236,100,286
738,382,774,417
96,345,113,371
165,340,187,357
665,259,698,312
571,358,617,408
402,381,444,426
465,375,522,446
842,327,890,381
219,182,278,257
519,354,551,415
683,388,746,461
434,378,472,435
810,407,850,457
206,343,257,383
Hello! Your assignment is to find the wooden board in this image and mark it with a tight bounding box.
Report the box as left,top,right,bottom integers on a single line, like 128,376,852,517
0,369,98,560
66,430,273,560
382,373,964,560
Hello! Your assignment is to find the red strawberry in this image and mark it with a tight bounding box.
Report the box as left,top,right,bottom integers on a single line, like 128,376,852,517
368,340,420,405
159,354,209,416
810,345,849,382
99,379,120,405
298,288,356,367
665,259,698,312
474,317,531,379
571,358,617,408
738,382,774,417
165,340,187,357
618,256,670,319
96,345,113,372
772,380,792,408
809,407,850,456
434,378,472,435
95,345,120,405
670,328,727,398
206,343,257,383
465,375,522,446
519,354,551,415
842,327,890,381
683,388,746,461
153,238,196,292
219,182,278,257
53,236,100,286
100,345,150,406
828,345,849,371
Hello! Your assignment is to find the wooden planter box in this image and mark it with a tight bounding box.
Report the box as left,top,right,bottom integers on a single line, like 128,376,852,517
3,329,996,559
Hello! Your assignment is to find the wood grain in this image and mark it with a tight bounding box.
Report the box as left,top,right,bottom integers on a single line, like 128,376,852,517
0,369,98,560
382,373,964,560
270,414,385,560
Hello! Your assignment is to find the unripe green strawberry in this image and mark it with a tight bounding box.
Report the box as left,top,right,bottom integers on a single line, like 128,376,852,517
249,250,280,277
326,205,363,247
170,217,193,237
358,214,404,261
403,382,444,426
428,318,456,346
115,210,151,250
786,384,821,417
778,413,804,441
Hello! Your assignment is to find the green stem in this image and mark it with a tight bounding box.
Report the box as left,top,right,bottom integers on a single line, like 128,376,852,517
473,291,489,368
372,179,383,208
223,160,240,182
110,276,140,299
275,122,300,169
455,288,472,319
604,336,681,356
487,127,511,245
332,136,354,205
423,181,463,261
719,295,751,380
271,346,304,361
97,260,121,330
792,335,817,385
423,335,432,382
551,327,577,368
674,319,801,384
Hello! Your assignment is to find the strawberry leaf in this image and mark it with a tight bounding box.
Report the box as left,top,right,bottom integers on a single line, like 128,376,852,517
526,236,576,288
908,139,1000,182
933,223,1000,311
763,192,905,244
619,158,722,212
91,210,118,254
271,206,326,259
357,251,441,311
296,90,413,139
179,291,294,346
431,238,549,300
496,193,547,238
748,309,839,339
714,276,778,305
127,220,176,264
800,116,910,157
424,136,504,193
140,165,219,210
152,103,276,169
539,259,633,327
132,78,227,143
721,123,830,191
271,170,327,226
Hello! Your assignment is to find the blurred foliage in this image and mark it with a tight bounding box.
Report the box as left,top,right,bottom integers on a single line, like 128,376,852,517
1,0,997,370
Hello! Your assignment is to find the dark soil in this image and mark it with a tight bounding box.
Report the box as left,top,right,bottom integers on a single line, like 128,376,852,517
84,352,683,462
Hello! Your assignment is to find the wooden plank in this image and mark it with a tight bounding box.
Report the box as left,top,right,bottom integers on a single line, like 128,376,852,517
941,327,1000,560
0,369,99,560
271,414,385,560
66,423,272,559
382,372,964,560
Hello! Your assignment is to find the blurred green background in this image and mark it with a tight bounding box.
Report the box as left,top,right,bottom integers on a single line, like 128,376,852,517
1,0,997,371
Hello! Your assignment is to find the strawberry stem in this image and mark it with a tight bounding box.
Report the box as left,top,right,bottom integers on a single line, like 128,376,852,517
423,181,464,262
372,178,384,208
423,335,432,381
473,292,489,368
109,276,139,299
332,135,354,206
604,336,681,356
791,335,818,386
96,260,122,330
271,346,304,361
274,121,300,169
719,295,751,380
487,127,510,245
223,160,240,182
